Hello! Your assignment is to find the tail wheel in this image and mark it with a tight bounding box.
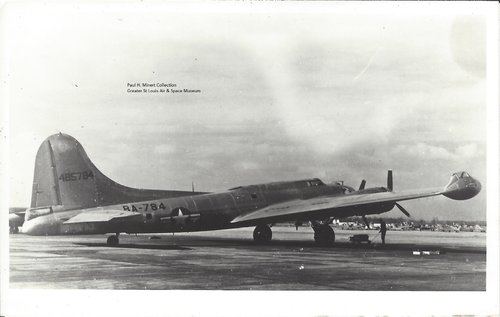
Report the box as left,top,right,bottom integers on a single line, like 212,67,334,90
107,235,119,246
314,225,335,246
253,224,272,243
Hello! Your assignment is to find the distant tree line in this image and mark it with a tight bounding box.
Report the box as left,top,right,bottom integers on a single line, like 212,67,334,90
341,216,486,227
274,216,486,227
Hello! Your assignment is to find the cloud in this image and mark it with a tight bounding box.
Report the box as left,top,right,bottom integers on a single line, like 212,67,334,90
393,143,455,160
455,144,479,159
234,161,260,171
352,48,381,82
450,16,486,79
6,6,487,220
153,144,177,155
392,142,483,161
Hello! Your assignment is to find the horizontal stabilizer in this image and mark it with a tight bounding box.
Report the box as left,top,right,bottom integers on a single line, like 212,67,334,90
9,207,27,216
64,209,142,224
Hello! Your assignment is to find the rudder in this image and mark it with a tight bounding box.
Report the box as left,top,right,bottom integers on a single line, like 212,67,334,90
31,133,201,210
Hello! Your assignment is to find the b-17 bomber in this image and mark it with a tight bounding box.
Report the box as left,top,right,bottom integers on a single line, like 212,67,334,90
13,133,481,246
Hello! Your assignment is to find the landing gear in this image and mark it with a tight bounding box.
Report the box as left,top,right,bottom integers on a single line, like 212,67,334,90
107,233,119,246
313,225,335,246
9,226,19,234
253,224,272,243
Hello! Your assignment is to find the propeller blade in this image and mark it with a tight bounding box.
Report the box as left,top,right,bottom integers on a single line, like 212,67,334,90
395,202,410,217
387,170,393,192
359,179,366,190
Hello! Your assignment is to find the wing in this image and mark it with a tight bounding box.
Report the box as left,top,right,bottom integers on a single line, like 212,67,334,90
230,187,444,225
64,208,142,224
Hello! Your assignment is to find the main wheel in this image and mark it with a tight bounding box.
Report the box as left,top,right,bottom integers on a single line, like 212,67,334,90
314,225,335,246
107,235,119,246
253,224,272,243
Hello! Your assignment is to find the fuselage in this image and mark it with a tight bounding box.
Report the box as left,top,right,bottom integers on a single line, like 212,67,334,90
22,178,392,235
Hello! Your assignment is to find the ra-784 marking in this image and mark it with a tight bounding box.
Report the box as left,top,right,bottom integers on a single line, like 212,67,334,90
123,203,167,212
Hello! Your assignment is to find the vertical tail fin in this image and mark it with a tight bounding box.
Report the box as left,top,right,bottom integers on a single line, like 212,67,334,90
31,133,203,209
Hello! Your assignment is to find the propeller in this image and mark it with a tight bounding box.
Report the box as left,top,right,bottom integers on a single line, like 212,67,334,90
359,179,366,190
358,170,391,191
395,202,410,217
388,170,410,217
358,170,409,217
387,170,393,192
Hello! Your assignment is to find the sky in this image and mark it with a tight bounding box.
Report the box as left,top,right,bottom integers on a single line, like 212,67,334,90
3,2,490,221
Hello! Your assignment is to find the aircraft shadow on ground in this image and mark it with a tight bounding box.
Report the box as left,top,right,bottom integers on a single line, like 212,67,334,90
72,239,484,254
73,242,192,250
201,238,414,249
73,238,370,250
170,238,485,254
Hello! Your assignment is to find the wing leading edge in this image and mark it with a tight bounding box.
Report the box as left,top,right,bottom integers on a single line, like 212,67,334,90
231,171,481,225
230,187,444,225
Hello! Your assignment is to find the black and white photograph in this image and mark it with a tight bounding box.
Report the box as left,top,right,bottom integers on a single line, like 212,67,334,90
0,1,498,316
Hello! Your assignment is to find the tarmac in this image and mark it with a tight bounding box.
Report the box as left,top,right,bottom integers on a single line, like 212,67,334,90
9,227,486,290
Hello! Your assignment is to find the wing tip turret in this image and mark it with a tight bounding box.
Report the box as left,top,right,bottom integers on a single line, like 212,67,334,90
443,171,481,200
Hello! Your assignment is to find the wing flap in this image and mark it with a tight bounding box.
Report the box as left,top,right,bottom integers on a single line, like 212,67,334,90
231,187,443,224
63,208,142,224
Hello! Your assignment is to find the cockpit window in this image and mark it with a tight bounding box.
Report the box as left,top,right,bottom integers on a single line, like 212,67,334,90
453,172,470,179
307,179,324,187
343,186,355,194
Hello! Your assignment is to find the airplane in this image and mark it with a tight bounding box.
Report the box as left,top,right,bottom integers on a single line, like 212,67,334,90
19,133,481,246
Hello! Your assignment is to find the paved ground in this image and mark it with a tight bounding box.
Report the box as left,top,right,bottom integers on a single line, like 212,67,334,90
9,227,486,290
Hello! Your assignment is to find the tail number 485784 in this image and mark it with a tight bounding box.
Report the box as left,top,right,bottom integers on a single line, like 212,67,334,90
58,170,94,182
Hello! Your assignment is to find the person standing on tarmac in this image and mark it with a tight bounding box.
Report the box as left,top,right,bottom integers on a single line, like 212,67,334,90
379,219,387,245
